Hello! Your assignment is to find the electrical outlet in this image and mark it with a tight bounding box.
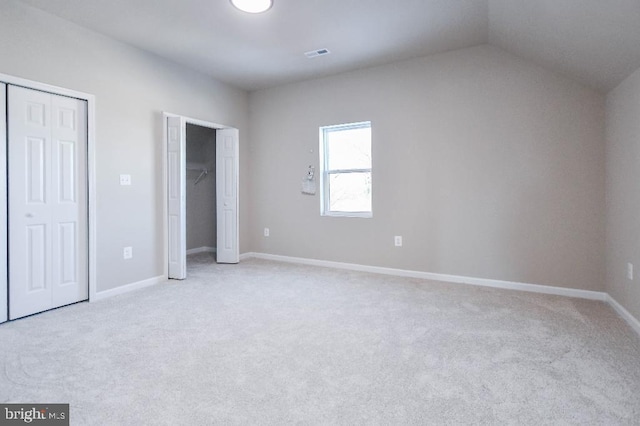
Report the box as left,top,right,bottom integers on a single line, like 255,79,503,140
264,228,270,237
123,246,133,260
628,263,634,280
394,236,403,247
120,174,131,186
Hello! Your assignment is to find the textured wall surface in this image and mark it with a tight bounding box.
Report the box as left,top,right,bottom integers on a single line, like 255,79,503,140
0,0,249,292
606,66,640,320
249,45,606,291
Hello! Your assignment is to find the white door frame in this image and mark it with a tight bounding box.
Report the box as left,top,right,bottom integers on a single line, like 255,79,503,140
0,73,97,323
162,112,239,278
0,83,6,323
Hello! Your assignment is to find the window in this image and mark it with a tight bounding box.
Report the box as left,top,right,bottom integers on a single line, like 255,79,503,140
319,121,372,217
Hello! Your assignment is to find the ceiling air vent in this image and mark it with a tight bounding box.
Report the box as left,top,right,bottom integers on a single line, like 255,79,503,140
304,48,331,59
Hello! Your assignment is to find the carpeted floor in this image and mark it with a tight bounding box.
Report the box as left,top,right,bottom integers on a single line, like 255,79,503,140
1,254,640,425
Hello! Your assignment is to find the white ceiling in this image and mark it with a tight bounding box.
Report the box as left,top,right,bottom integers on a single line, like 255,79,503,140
14,0,640,92
489,0,640,93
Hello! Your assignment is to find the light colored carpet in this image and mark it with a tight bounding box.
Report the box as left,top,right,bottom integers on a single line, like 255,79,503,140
1,254,640,425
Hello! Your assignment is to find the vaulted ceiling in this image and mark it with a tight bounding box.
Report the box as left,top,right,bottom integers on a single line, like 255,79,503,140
14,0,640,92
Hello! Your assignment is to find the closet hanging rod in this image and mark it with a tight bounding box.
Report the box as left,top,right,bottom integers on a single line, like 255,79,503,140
194,168,208,185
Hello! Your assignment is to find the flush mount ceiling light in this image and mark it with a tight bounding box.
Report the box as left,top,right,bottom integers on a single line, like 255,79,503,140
230,0,273,13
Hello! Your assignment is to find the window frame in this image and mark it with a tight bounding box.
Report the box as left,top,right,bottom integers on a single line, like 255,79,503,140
319,121,372,218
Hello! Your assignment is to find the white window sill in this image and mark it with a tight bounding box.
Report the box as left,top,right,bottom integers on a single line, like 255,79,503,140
322,212,373,219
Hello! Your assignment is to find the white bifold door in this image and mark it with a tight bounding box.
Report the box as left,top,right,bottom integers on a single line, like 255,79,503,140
167,116,187,279
216,128,239,264
166,117,238,280
8,85,88,319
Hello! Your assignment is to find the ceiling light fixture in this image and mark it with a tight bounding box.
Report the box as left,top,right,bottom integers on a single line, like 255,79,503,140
230,0,273,14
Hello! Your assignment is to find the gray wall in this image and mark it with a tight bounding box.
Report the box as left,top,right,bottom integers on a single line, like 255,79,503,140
0,0,250,292
605,66,640,320
0,0,618,302
249,45,606,291
186,124,216,251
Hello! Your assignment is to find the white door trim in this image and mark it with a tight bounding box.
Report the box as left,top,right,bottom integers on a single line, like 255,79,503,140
0,73,97,315
0,83,6,323
162,112,239,277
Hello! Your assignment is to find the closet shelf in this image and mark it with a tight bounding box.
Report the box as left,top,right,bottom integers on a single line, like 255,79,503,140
186,162,207,171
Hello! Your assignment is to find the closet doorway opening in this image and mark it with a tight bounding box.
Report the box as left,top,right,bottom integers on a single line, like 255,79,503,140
163,113,239,280
186,123,217,261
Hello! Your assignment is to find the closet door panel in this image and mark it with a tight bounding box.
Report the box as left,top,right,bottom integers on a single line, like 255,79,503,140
167,116,186,279
51,93,88,307
8,86,53,319
216,128,239,264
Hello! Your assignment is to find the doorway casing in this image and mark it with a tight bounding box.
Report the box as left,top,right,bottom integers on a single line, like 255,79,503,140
162,112,240,279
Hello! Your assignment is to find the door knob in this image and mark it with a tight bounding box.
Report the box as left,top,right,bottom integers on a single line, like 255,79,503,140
25,213,33,218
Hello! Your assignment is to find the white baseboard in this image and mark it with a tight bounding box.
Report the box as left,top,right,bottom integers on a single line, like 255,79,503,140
242,252,640,336
239,252,254,261
91,275,165,302
243,252,607,301
187,246,216,255
86,253,640,338
607,294,640,336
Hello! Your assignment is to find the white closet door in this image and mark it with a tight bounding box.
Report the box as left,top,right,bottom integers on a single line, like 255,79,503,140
8,85,88,319
0,83,6,324
167,116,186,279
216,128,239,264
50,92,88,308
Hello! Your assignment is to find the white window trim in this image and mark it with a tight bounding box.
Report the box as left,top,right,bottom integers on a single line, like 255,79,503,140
319,121,372,218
